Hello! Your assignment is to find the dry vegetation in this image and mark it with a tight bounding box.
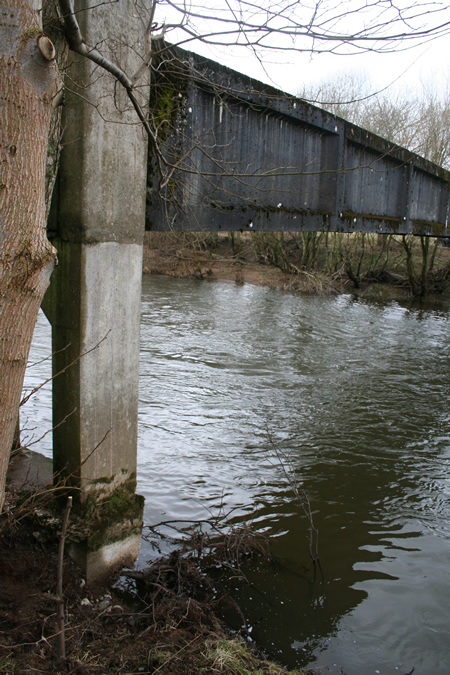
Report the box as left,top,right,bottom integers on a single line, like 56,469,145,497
0,483,311,675
143,231,450,300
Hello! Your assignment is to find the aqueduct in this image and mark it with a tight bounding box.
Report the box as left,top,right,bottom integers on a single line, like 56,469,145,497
38,2,449,578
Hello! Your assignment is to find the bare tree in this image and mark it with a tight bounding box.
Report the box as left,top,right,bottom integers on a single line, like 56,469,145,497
157,0,450,55
0,0,60,511
415,80,450,168
299,71,450,294
1,0,450,510
300,71,450,169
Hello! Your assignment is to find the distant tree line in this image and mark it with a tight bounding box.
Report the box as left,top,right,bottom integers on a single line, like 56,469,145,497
300,72,450,169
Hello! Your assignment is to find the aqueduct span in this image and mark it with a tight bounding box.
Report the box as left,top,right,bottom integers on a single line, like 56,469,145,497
41,3,449,578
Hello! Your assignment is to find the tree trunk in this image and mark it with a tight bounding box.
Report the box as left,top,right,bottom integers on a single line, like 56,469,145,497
0,0,60,511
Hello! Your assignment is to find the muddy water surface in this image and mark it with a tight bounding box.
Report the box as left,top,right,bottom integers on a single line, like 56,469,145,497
26,276,450,674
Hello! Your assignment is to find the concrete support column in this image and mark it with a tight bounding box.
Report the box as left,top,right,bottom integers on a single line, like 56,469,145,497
43,0,149,579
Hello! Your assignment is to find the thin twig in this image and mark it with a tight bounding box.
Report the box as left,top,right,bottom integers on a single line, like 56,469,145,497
265,425,321,571
21,330,111,407
56,495,72,658
152,634,202,673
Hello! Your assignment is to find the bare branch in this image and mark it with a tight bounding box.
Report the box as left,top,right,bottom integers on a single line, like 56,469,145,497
56,495,72,659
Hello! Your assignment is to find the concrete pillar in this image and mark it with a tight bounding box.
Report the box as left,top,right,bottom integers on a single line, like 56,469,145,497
42,0,148,580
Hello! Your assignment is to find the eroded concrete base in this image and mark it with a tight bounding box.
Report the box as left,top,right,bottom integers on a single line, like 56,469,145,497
7,450,144,581
68,533,142,583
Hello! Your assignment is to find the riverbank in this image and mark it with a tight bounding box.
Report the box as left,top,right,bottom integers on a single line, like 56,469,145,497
0,486,310,674
143,231,450,304
143,232,346,295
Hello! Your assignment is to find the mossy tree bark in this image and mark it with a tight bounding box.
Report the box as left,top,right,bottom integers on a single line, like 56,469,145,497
0,0,60,511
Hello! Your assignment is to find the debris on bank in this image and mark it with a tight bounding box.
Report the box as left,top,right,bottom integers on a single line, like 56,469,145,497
0,487,311,674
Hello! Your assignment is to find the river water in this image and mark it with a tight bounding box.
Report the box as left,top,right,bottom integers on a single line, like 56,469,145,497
24,275,450,674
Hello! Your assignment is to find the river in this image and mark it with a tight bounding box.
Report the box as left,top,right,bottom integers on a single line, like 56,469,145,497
24,275,450,674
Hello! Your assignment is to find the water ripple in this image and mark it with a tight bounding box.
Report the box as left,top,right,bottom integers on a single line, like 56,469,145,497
25,278,450,674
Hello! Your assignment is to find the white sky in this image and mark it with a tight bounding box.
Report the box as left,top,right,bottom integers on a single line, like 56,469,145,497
159,0,450,99
184,31,450,98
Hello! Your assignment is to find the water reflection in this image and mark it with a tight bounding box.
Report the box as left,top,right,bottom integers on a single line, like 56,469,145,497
138,276,450,673
22,312,52,457
25,277,450,674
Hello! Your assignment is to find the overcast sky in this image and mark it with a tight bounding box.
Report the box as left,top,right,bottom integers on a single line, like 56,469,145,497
187,31,449,98
159,0,450,99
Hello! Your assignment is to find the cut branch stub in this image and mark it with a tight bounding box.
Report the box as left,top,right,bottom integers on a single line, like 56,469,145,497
37,34,55,61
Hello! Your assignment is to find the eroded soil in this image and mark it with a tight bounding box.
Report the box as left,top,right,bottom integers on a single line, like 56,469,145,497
0,517,308,674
